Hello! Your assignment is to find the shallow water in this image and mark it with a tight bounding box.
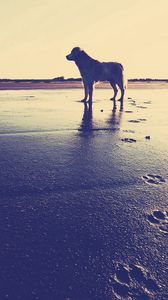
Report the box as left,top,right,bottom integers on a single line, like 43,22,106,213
0,89,168,300
0,89,168,141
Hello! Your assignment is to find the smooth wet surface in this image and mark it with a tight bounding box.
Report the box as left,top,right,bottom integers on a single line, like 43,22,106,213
0,89,168,299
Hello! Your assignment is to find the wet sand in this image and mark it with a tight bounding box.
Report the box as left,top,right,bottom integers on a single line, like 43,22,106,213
0,88,168,299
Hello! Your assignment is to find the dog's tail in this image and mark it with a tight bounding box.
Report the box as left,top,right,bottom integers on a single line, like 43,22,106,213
119,63,127,89
122,67,127,89
124,78,127,89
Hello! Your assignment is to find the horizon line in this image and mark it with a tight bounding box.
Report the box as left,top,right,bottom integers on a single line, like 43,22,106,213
0,77,168,82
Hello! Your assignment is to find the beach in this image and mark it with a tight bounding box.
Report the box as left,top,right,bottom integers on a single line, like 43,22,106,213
0,80,168,90
0,86,168,299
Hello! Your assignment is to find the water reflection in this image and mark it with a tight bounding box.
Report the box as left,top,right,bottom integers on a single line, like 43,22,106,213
112,98,124,112
79,102,93,132
79,100,123,133
107,102,123,129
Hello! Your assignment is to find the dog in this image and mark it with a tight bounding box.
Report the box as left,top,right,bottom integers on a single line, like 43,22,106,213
66,47,125,105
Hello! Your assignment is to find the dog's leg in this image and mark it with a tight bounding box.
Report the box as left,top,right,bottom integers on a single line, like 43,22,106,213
88,82,94,103
113,99,117,110
119,101,124,111
109,81,118,100
117,81,125,105
81,81,88,102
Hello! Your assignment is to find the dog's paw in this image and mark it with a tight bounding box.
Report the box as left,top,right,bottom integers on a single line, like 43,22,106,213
147,210,168,234
110,262,159,299
142,174,166,185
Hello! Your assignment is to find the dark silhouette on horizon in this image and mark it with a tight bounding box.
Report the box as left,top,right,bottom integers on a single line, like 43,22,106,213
0,78,168,83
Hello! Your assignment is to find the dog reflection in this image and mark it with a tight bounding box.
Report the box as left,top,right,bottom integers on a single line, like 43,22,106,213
107,101,123,128
79,100,123,133
79,103,93,132
112,98,124,112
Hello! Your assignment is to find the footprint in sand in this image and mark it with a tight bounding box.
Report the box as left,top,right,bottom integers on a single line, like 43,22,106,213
136,105,147,109
127,98,136,105
143,101,152,104
111,263,159,299
128,120,141,123
123,130,135,133
142,174,166,185
147,210,168,234
128,118,147,124
138,118,147,122
121,138,136,143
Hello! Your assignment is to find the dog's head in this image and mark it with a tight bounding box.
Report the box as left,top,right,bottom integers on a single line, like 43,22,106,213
66,47,82,61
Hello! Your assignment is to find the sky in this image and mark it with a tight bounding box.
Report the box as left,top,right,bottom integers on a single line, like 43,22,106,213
0,0,168,79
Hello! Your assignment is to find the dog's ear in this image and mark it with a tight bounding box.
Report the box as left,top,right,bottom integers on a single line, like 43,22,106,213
71,47,82,56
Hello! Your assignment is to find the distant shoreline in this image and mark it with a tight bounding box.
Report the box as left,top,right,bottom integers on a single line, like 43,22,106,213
0,79,168,90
